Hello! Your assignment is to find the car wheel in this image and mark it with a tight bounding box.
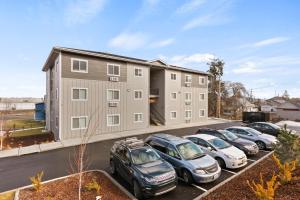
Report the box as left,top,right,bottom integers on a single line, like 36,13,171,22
133,180,143,199
182,169,193,184
110,160,117,175
255,141,266,150
216,157,226,168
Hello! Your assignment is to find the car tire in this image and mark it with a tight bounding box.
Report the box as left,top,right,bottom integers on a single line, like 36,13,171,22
255,141,266,150
133,180,143,199
216,157,226,168
109,160,117,175
182,169,193,184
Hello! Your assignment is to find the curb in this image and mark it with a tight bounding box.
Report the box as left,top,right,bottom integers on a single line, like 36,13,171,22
193,151,274,200
0,170,137,200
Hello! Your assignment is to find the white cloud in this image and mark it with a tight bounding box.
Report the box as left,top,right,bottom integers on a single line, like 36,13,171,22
64,0,106,25
176,0,207,14
152,38,175,47
232,62,263,74
108,32,148,50
183,14,229,30
144,0,160,7
167,53,215,66
241,37,290,48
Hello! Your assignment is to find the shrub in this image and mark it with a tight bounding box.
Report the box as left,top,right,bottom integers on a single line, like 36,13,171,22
85,178,101,195
273,154,298,184
30,171,44,192
274,125,300,165
247,173,280,200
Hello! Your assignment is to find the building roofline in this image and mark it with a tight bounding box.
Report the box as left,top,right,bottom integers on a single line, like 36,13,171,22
42,47,208,75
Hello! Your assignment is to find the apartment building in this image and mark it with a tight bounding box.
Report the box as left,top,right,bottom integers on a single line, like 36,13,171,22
43,47,208,140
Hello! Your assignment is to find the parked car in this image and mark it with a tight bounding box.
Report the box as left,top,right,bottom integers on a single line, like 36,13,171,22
110,137,177,199
196,128,259,155
145,133,221,184
225,126,278,150
246,122,281,137
184,134,247,169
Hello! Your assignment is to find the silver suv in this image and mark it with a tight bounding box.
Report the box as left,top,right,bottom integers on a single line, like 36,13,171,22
145,133,221,184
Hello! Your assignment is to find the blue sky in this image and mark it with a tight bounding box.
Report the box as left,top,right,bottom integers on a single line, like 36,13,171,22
0,0,299,98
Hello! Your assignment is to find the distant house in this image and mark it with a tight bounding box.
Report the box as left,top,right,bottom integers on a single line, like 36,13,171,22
0,98,44,111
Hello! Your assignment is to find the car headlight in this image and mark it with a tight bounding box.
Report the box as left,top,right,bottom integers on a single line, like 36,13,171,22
194,169,206,175
244,145,254,149
142,176,158,184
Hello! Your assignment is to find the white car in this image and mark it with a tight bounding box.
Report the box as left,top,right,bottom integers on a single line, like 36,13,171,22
184,134,248,169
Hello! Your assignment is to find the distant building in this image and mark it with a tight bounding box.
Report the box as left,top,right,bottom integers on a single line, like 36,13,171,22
0,97,44,111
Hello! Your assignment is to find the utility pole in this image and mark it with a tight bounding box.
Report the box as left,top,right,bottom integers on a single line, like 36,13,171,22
217,77,221,118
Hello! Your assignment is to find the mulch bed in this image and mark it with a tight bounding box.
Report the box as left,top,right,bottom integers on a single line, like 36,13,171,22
2,133,54,149
19,171,131,200
203,155,300,200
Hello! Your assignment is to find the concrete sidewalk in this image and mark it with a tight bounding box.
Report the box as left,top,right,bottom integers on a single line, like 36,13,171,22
0,118,235,158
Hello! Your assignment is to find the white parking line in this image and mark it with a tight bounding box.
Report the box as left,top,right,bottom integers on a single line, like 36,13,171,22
222,169,237,175
192,184,208,192
247,159,257,162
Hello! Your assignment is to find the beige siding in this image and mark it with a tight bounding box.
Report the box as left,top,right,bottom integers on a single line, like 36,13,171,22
181,73,208,88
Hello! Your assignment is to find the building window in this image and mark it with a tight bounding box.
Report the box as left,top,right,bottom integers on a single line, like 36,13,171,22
171,92,177,100
185,110,192,119
134,90,143,100
107,63,120,76
72,88,87,100
107,89,120,101
171,73,177,80
170,111,177,119
107,114,120,126
185,75,192,83
71,58,88,73
134,68,143,77
71,116,87,130
199,77,205,85
199,109,205,117
199,93,205,101
134,113,143,123
185,92,192,102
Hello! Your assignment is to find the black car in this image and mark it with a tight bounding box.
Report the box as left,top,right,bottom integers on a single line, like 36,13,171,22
247,122,281,137
196,128,259,155
110,137,177,199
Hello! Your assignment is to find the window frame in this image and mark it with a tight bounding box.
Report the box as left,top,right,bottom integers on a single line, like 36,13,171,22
134,90,143,100
170,111,177,119
107,63,121,76
71,88,88,101
71,116,88,130
171,73,177,80
107,89,120,102
185,75,192,83
185,110,192,119
134,113,143,123
107,114,120,127
185,92,192,102
199,93,205,101
134,67,143,77
199,109,205,117
199,76,205,85
71,58,88,73
170,92,177,100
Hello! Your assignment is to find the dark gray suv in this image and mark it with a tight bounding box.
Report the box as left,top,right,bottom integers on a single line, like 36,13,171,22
110,137,177,199
145,133,221,184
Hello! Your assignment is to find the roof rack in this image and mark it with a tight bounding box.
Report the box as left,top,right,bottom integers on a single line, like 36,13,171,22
114,137,145,149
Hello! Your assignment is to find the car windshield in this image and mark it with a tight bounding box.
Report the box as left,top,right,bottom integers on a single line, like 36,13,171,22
208,138,231,149
219,130,239,141
131,148,161,165
176,142,205,160
246,128,262,135
266,123,280,129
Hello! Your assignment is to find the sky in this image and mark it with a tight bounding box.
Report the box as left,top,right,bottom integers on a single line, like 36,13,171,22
0,0,299,99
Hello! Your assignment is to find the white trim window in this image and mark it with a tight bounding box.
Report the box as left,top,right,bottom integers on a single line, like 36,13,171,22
199,93,205,101
185,92,192,102
72,88,88,101
170,111,177,119
199,109,205,117
199,76,205,85
185,110,192,119
134,113,143,123
134,90,143,100
107,63,120,76
107,89,120,101
107,114,120,126
134,67,143,77
185,75,192,83
171,73,177,80
71,116,88,130
71,58,88,73
171,92,177,100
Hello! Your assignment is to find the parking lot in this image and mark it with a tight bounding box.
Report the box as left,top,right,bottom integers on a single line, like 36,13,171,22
105,122,272,200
